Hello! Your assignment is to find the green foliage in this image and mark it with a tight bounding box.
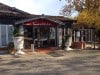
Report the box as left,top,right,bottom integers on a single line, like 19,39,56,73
7,42,14,49
96,30,100,38
13,26,24,37
13,27,19,37
61,34,71,49
61,0,100,16
64,34,71,43
62,37,66,49
75,9,100,29
85,0,100,10
75,9,100,39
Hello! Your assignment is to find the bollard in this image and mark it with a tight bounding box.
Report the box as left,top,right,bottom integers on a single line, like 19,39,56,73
31,44,34,51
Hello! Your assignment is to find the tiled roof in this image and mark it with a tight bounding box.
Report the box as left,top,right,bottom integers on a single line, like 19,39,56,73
19,14,76,23
0,3,32,18
0,3,76,24
15,14,76,25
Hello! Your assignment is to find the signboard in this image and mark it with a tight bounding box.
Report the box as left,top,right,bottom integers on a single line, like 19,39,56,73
24,19,57,26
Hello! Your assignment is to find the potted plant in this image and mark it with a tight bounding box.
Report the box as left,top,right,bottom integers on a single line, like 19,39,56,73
62,34,72,50
13,26,25,55
61,34,70,50
7,42,15,54
64,34,73,51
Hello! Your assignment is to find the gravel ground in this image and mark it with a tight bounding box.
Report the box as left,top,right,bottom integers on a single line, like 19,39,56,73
0,50,100,75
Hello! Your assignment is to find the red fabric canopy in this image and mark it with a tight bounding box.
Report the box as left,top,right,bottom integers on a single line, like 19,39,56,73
24,19,57,26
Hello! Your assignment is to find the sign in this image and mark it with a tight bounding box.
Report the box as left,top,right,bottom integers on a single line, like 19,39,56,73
24,19,57,26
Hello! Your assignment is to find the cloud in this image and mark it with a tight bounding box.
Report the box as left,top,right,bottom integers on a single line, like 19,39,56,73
13,0,35,12
0,0,66,15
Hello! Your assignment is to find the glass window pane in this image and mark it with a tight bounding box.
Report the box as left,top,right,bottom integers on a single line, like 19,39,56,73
1,26,7,46
8,25,13,43
50,27,55,39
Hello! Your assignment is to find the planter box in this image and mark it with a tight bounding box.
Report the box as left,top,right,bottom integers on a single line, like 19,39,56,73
13,36,24,50
72,42,86,49
13,36,25,55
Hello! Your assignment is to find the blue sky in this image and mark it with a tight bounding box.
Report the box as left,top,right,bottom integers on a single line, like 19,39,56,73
0,0,66,16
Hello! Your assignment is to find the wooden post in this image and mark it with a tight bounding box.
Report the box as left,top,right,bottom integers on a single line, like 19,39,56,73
55,26,59,47
81,27,84,49
94,29,96,50
47,27,50,47
74,30,76,42
32,27,35,51
62,27,65,49
58,28,62,48
19,25,24,35
37,28,40,47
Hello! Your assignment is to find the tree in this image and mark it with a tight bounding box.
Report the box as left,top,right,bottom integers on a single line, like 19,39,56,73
86,0,100,10
75,9,100,29
74,0,100,42
60,0,100,28
60,0,100,16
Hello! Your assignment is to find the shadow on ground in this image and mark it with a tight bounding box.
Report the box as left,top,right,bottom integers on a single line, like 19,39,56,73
47,51,64,57
0,50,100,75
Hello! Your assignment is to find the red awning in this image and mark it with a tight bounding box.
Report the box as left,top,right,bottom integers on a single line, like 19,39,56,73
24,19,57,26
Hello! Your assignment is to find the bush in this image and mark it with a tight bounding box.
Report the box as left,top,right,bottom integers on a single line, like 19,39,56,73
7,42,16,54
7,42,14,49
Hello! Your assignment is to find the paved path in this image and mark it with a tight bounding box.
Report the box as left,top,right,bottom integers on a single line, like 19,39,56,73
0,50,100,75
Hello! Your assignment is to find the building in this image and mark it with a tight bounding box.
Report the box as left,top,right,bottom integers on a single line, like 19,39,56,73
0,3,76,51
0,3,98,52
0,3,32,47
15,15,75,50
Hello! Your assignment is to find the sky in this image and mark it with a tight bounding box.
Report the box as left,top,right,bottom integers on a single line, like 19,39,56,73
0,0,66,16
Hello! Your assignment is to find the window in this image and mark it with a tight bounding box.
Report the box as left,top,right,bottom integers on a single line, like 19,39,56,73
1,25,7,46
8,25,13,43
0,25,13,47
72,29,93,42
84,29,93,42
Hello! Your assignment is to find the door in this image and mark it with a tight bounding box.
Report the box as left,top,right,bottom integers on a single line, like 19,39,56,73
34,27,56,47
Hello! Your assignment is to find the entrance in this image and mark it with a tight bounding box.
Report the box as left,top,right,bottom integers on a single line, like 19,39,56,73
24,26,56,48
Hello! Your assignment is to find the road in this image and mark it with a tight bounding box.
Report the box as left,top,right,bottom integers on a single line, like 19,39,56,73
0,50,100,75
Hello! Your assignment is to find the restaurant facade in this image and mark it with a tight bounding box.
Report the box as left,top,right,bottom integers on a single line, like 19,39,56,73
15,15,75,50
0,2,98,53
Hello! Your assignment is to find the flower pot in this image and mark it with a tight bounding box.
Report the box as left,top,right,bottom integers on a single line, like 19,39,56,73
65,37,73,51
13,36,25,55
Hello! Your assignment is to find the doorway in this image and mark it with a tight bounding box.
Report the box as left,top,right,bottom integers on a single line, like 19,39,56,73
34,27,56,47
24,26,56,48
